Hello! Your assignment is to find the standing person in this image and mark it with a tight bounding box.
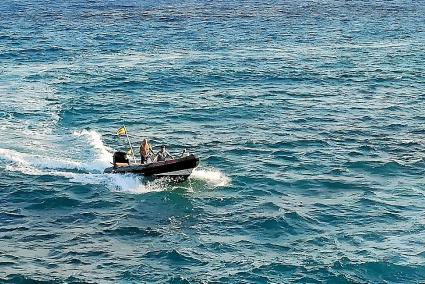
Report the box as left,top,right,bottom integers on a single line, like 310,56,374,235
139,138,153,164
156,145,174,162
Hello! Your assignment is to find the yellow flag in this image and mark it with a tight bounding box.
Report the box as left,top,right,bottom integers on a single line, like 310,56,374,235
116,127,126,136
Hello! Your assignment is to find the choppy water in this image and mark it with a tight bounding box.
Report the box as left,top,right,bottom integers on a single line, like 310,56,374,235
1,0,425,282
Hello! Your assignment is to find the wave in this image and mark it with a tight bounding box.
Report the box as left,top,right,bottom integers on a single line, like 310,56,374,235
104,226,162,237
0,130,114,174
72,129,113,171
1,274,88,283
108,174,169,194
190,167,230,187
106,163,231,193
143,249,207,265
0,148,84,172
26,196,80,210
2,160,166,194
0,130,158,193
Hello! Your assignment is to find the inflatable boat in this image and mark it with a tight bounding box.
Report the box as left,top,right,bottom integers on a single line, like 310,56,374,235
104,151,199,180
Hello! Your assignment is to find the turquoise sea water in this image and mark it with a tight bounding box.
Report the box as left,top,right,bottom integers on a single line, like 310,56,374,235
1,0,425,282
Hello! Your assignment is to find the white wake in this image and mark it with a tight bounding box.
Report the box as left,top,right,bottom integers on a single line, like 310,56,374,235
190,167,231,187
0,130,230,193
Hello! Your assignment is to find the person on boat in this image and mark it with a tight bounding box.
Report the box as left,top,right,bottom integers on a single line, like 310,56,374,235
156,145,173,162
139,138,153,164
181,149,189,157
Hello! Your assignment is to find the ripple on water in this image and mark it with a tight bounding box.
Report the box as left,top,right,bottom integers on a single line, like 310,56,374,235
0,211,25,223
20,233,59,242
143,249,208,266
331,260,425,283
25,196,81,210
345,160,415,176
0,0,424,282
103,226,162,237
243,212,320,237
53,211,97,224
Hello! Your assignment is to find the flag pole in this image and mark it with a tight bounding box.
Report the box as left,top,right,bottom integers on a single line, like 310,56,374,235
123,125,137,164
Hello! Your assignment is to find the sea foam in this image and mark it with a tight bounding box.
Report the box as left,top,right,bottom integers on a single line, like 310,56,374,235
190,167,231,187
1,130,229,193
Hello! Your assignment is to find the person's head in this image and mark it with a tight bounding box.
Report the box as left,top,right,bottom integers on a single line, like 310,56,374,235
142,138,147,144
161,145,166,151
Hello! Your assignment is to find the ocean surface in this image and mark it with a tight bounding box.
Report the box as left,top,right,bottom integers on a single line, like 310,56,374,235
0,0,425,282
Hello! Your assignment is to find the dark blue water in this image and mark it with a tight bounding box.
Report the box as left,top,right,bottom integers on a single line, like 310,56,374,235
1,0,425,282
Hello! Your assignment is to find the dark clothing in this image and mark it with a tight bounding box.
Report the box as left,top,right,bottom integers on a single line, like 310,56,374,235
156,150,173,162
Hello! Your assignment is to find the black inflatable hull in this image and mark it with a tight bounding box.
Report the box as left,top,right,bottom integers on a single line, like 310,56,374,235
104,154,199,179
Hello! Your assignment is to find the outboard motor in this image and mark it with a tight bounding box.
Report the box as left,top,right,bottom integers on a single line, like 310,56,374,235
113,151,129,167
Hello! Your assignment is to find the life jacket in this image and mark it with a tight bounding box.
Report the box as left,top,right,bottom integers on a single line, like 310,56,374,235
140,143,151,157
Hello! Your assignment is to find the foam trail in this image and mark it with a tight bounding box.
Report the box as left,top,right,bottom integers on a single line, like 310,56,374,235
0,148,29,165
0,148,83,171
108,174,167,194
68,173,168,194
56,172,159,194
1,156,166,193
73,130,113,170
0,130,113,175
190,167,230,187
0,129,228,193
5,164,44,176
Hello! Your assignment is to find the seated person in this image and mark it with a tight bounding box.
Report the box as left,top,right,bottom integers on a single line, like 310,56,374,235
156,145,173,162
181,149,189,157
